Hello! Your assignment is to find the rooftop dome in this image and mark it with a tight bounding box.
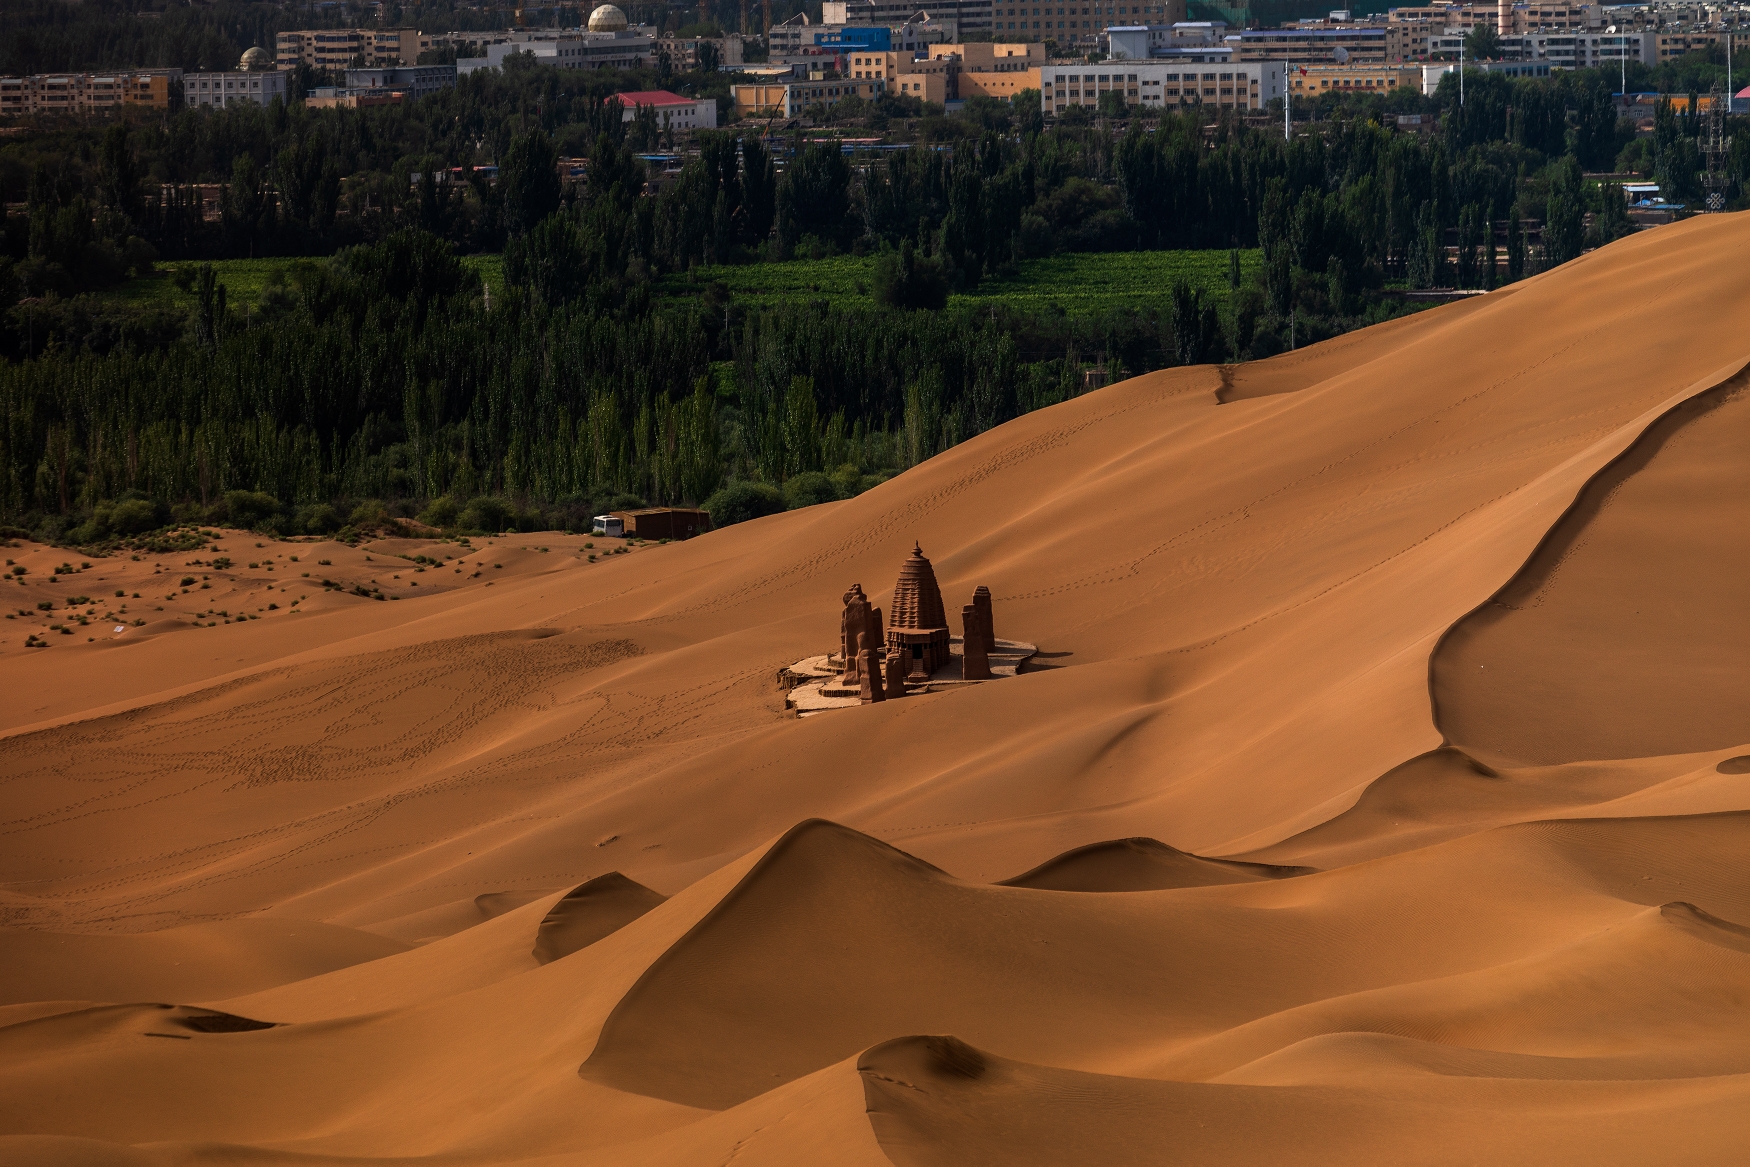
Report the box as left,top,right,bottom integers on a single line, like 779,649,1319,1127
240,46,272,71
588,3,629,31
889,543,947,631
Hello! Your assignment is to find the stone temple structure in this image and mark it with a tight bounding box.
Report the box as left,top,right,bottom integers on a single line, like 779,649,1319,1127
779,544,1037,715
886,543,952,681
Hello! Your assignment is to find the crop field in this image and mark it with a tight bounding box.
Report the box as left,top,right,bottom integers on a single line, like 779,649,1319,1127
99,249,1254,318
107,254,506,311
663,249,1263,315
112,258,311,311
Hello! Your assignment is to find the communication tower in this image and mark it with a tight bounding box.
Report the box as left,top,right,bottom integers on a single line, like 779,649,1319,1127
1701,83,1730,212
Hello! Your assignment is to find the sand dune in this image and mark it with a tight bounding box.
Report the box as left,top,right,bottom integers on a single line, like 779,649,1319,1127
997,835,1313,890
7,216,1750,1161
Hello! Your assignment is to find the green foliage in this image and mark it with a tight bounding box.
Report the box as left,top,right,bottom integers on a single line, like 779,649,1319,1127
783,471,839,509
704,481,784,526
871,240,949,311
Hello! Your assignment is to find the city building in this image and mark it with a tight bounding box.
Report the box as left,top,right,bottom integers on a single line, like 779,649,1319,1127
1289,63,1425,96
1420,58,1555,92
184,67,290,108
769,13,954,58
731,77,890,117
987,0,1185,43
610,89,719,130
275,28,433,69
457,30,655,74
1041,59,1283,112
1226,27,1402,65
344,65,456,100
656,35,746,68
0,69,180,117
1425,28,1653,64
1655,30,1726,58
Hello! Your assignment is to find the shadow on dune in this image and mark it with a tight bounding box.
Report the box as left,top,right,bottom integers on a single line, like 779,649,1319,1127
1431,363,1750,765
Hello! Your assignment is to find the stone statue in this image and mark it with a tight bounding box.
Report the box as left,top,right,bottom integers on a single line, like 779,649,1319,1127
840,584,870,684
962,603,992,680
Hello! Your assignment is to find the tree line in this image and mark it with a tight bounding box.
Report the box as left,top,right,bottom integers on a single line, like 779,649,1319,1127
3,61,1748,543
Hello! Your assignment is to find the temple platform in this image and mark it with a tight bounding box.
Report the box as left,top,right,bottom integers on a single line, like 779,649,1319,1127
780,637,1038,717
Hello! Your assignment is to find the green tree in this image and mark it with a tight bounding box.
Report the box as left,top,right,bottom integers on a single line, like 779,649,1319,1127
500,128,562,237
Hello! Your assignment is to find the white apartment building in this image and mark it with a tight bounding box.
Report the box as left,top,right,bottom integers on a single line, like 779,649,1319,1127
1041,59,1282,112
456,30,655,74
185,69,290,108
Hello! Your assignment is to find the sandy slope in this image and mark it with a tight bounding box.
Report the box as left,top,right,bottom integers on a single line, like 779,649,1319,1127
5,214,1750,1162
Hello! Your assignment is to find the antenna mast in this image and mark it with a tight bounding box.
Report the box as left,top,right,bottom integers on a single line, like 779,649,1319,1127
1702,82,1730,212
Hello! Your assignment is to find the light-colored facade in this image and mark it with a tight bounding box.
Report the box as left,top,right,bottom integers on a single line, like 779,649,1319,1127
1419,59,1555,93
612,89,719,130
1426,29,1653,64
457,31,654,74
0,70,180,117
343,65,457,100
1041,59,1282,112
184,68,290,108
276,28,433,69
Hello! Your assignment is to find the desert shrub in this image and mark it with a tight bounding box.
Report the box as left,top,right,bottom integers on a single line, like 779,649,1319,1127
418,496,460,527
295,503,341,534
460,495,512,532
108,496,167,535
222,490,282,530
783,471,839,510
703,481,785,527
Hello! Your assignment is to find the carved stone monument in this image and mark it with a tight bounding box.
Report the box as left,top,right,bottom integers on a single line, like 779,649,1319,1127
884,650,907,699
972,585,995,654
840,584,877,685
857,633,886,703
961,603,992,680
886,543,952,681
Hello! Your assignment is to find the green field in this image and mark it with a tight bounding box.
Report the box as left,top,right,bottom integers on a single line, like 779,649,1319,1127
664,249,1263,315
100,249,1254,318
108,253,506,311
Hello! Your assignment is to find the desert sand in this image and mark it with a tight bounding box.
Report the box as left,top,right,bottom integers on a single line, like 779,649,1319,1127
5,214,1750,1163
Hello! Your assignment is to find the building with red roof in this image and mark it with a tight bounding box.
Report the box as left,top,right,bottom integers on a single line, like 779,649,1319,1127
609,89,718,130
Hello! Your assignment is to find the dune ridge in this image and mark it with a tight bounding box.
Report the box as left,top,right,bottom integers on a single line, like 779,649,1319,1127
6,215,1750,1162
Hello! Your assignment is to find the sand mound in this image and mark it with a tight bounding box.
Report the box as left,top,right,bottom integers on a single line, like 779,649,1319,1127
997,836,1312,890
12,217,1750,1161
0,919,407,1007
533,872,668,963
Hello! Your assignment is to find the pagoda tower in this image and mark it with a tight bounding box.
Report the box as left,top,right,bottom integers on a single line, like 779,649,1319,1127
886,543,951,680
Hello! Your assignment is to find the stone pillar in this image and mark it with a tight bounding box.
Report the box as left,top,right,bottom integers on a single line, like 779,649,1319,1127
884,650,907,699
962,604,992,680
840,585,869,684
858,632,886,703
973,585,995,652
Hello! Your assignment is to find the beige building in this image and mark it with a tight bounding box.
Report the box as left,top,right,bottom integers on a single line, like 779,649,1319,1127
959,67,1041,99
0,70,180,117
1290,64,1423,97
276,28,433,69
731,78,891,117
